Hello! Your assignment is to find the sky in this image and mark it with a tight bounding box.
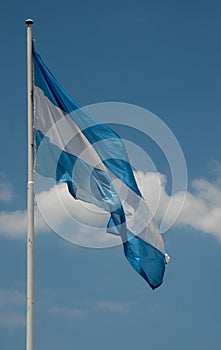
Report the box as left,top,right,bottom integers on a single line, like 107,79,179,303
0,0,221,349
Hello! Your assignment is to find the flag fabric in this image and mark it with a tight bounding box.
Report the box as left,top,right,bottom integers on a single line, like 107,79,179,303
33,47,168,289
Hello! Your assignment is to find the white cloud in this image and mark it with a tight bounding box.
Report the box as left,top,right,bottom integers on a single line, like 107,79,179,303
96,300,135,313
136,171,221,239
0,289,25,328
0,172,221,242
48,306,89,319
47,300,135,320
0,172,13,203
176,178,221,236
0,289,25,306
0,312,25,327
0,207,48,238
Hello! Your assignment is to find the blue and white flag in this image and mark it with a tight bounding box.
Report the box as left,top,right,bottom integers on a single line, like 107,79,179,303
33,47,168,289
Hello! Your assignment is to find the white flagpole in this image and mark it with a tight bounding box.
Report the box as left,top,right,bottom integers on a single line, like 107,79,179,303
25,18,34,350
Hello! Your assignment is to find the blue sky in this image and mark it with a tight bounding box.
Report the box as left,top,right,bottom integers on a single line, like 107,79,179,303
0,0,221,349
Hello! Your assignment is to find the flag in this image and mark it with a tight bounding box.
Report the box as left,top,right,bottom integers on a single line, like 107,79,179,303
33,47,168,289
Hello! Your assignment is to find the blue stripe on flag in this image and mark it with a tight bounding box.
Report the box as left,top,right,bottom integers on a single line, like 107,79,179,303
33,49,80,113
123,234,166,289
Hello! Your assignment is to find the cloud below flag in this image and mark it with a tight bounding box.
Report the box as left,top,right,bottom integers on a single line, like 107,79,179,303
33,46,168,289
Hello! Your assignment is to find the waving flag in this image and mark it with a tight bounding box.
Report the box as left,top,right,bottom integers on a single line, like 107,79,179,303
33,47,168,289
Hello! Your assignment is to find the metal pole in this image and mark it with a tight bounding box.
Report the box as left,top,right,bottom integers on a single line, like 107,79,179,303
25,18,34,350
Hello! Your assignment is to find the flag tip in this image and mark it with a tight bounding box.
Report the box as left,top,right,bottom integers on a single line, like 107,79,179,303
25,19,34,25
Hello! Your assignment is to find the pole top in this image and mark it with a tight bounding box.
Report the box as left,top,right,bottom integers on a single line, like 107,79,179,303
25,19,34,25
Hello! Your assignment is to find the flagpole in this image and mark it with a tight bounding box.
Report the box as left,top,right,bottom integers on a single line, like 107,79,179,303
25,18,34,350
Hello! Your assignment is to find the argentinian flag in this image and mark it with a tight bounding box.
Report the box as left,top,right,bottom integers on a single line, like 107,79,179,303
33,47,168,289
